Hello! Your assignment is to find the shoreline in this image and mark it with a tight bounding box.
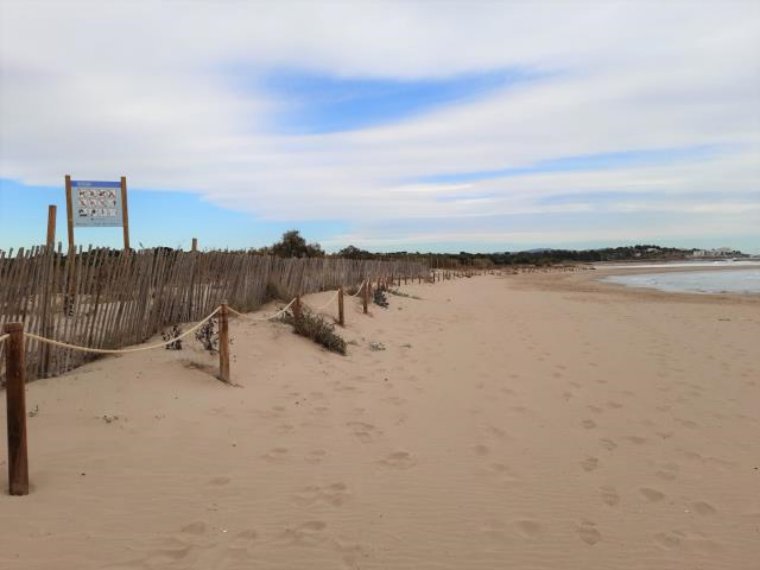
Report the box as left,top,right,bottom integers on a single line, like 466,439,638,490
515,264,760,306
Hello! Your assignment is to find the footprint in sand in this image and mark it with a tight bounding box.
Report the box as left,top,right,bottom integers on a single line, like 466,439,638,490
275,423,295,434
379,451,416,469
577,520,601,545
383,395,406,407
262,447,290,463
655,462,679,481
473,444,490,456
488,463,521,486
514,520,543,539
280,521,328,547
181,521,207,536
600,486,620,506
581,456,599,472
690,501,717,515
623,435,648,445
294,482,350,507
336,541,371,568
485,425,509,440
227,529,258,559
347,421,381,443
599,438,618,451
654,531,683,549
581,419,597,429
306,449,327,464
640,487,666,502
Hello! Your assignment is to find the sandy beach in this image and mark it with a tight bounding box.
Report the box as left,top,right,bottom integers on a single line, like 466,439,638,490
1,271,759,569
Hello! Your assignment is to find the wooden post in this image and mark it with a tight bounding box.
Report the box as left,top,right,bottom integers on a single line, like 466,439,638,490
65,175,74,254
191,238,198,252
362,282,369,314
120,176,130,253
293,295,302,320
4,322,29,496
218,303,230,383
46,205,57,249
338,287,345,327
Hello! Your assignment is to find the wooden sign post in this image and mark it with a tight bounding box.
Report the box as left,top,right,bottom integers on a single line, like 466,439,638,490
120,176,130,253
46,205,57,249
65,175,75,254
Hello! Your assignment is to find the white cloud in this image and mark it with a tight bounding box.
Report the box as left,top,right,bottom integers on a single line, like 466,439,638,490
1,0,758,248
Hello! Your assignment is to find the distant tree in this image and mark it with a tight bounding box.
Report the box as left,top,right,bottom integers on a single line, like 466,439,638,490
270,230,325,258
337,245,373,260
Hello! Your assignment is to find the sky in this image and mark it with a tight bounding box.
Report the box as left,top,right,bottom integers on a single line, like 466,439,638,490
1,0,758,253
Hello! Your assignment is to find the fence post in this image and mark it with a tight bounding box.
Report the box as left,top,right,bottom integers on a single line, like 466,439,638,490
218,303,230,384
338,287,345,327
362,281,369,314
4,322,29,496
46,205,57,250
293,295,302,320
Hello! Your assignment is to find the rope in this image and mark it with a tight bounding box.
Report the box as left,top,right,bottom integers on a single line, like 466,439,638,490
350,279,367,297
25,306,221,355
229,297,297,322
306,289,340,313
0,333,9,344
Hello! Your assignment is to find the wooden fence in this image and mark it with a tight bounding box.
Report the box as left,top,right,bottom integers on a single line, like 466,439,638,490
0,246,427,384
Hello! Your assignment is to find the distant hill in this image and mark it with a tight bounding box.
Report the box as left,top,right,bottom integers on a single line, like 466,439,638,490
334,243,748,268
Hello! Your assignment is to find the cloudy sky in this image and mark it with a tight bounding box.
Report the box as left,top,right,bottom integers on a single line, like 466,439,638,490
1,0,758,252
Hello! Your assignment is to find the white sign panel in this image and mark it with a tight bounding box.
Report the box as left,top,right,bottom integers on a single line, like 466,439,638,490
72,180,122,227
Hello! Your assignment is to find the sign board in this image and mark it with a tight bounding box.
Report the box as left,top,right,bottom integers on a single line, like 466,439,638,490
71,180,123,227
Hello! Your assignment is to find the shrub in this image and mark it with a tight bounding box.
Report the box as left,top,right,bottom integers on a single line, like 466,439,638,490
373,288,389,308
281,308,346,355
162,325,183,350
195,318,219,354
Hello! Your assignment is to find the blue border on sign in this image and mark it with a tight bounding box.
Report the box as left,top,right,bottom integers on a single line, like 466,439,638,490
72,180,121,188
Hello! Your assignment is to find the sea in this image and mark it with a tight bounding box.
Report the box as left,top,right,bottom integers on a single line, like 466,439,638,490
600,261,760,295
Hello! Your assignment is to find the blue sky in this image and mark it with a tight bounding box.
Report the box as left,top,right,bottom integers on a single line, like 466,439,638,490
253,68,529,134
1,2,758,253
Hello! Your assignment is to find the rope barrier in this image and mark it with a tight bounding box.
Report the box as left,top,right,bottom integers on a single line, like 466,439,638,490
0,333,9,344
228,297,297,322
306,289,340,313
19,280,366,357
25,306,221,355
350,279,367,297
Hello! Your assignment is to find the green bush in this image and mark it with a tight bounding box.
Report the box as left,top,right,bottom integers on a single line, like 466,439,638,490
281,308,347,355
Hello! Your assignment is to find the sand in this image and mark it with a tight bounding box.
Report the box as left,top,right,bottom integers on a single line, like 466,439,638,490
1,270,759,569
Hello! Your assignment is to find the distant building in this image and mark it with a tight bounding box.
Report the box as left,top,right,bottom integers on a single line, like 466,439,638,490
691,247,739,258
